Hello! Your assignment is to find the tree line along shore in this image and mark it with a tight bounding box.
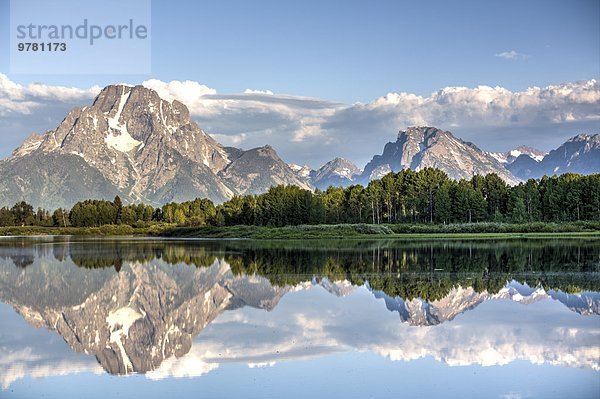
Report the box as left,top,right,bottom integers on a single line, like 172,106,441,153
0,168,599,237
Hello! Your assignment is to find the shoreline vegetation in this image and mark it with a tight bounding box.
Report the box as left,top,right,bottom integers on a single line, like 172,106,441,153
0,168,598,238
2,238,598,296
1,222,599,239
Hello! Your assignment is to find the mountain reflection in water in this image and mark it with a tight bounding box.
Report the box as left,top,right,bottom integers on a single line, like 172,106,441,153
0,237,598,391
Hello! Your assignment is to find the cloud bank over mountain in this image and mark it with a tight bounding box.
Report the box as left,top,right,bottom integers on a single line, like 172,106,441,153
1,73,598,167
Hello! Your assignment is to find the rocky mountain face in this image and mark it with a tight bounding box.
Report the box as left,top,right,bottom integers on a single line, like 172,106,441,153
0,85,307,209
288,158,362,190
488,146,545,165
288,163,312,179
309,157,362,190
506,154,543,181
219,145,311,195
358,126,520,185
507,134,600,180
369,164,393,181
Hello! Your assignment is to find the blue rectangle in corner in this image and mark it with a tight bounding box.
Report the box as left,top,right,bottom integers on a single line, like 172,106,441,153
10,0,151,74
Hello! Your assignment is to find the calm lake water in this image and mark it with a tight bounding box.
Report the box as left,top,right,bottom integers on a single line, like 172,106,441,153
0,236,599,399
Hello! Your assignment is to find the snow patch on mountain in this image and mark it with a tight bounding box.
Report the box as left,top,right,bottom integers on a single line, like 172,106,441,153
105,132,142,153
309,157,362,189
105,88,142,152
288,163,312,178
370,164,392,181
487,146,545,165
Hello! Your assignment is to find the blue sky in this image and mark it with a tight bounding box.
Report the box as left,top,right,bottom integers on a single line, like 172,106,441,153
0,0,598,166
147,0,599,102
1,0,598,102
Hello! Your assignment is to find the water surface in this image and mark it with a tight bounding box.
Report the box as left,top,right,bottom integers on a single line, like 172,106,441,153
0,237,599,398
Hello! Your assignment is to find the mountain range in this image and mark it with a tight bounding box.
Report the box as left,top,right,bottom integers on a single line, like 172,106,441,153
506,134,600,180
0,84,597,209
488,146,546,165
291,157,363,190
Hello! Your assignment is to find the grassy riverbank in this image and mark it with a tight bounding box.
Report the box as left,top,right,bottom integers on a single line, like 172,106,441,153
0,224,164,237
1,221,598,239
160,222,600,239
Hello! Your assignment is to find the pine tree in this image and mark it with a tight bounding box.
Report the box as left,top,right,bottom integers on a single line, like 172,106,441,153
113,195,123,224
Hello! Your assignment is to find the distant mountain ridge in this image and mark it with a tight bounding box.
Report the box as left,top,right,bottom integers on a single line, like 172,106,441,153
288,158,362,190
303,158,362,190
507,134,600,180
357,126,520,185
487,146,546,165
334,129,597,188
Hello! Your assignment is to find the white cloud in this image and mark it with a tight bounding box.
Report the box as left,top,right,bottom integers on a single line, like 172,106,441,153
370,80,598,126
210,132,248,146
0,352,101,390
247,361,276,368
0,73,100,116
494,50,529,60
500,392,526,399
244,89,274,95
146,355,219,380
0,307,103,390
0,98,40,115
24,82,102,101
292,121,324,142
142,78,217,108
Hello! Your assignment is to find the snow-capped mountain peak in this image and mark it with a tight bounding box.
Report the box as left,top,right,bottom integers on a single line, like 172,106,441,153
360,126,520,185
309,157,362,190
488,145,546,165
288,163,312,179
